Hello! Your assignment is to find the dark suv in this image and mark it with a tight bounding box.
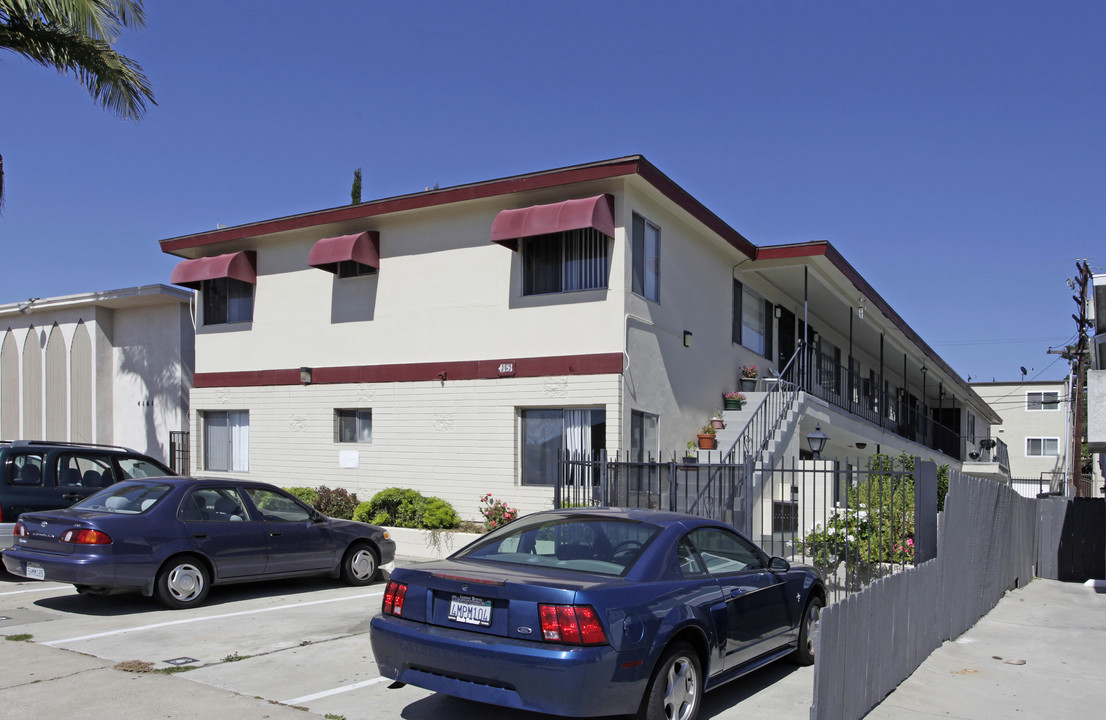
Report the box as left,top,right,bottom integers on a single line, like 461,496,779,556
1,440,175,545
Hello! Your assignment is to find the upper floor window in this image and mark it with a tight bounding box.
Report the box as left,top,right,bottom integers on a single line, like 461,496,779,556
632,213,660,302
522,228,610,296
1026,437,1059,457
1026,391,1059,411
336,260,377,278
732,280,772,359
203,278,254,325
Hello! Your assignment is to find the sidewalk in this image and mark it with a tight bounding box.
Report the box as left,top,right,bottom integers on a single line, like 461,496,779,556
865,578,1106,719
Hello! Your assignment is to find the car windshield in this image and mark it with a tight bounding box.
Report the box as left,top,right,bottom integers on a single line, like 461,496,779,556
71,482,172,514
456,514,661,576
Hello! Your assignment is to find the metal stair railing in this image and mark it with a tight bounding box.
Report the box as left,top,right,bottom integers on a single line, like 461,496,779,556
687,343,806,525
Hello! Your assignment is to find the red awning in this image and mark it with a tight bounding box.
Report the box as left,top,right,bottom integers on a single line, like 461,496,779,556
490,194,615,251
170,251,256,289
308,231,380,273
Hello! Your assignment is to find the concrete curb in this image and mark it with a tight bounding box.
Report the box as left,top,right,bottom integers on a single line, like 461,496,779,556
384,526,482,561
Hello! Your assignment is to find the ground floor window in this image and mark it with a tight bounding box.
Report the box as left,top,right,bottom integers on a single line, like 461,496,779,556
629,410,659,491
336,409,373,443
520,407,605,486
203,410,249,472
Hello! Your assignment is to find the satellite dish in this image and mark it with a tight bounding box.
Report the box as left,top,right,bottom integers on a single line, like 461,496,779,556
1020,366,1027,376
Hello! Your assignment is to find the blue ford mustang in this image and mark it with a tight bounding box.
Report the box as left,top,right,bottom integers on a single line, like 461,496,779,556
2,477,395,608
370,507,824,720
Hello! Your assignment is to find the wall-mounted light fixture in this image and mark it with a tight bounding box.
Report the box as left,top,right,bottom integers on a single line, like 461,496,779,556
812,331,820,344
857,296,866,320
805,425,829,460
683,331,693,348
773,306,782,319
855,442,867,450
300,367,313,385
437,371,448,381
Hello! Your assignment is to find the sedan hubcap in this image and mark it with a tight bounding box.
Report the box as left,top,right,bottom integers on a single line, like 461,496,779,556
168,564,204,601
663,656,698,720
350,549,375,579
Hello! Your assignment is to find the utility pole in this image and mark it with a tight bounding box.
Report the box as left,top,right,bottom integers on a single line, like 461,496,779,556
1070,261,1093,497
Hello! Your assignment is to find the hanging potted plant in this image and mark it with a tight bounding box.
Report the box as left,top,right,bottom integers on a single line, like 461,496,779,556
723,391,746,411
740,364,759,392
697,424,717,450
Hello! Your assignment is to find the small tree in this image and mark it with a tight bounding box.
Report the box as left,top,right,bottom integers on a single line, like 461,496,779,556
351,167,362,204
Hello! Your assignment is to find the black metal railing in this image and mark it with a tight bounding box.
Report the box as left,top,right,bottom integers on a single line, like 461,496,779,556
169,431,190,475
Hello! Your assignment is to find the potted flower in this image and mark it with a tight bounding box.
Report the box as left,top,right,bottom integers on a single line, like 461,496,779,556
697,424,717,450
710,411,725,430
740,364,758,391
723,391,746,411
684,440,698,464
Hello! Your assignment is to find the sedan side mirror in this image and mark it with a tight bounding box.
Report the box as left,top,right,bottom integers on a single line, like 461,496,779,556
768,557,790,572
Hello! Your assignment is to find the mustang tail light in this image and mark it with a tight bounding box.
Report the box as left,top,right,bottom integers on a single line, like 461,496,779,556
538,604,607,645
60,528,112,545
383,580,407,617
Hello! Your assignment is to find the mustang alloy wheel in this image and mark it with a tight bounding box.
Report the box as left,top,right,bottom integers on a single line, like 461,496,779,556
639,641,701,720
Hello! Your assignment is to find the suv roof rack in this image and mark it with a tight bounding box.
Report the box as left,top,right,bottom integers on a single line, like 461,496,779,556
9,440,139,453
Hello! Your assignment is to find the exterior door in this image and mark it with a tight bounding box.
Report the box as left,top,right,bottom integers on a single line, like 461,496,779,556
777,307,796,368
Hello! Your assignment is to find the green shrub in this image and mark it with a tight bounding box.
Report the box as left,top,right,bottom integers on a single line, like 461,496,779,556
364,487,460,529
285,487,318,506
313,486,360,519
352,501,374,524
421,497,462,529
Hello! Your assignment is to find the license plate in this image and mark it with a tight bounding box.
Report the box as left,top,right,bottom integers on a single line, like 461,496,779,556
25,563,45,581
448,594,492,627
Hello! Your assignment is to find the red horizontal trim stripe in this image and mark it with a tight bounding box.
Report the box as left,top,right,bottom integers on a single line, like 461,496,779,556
193,353,624,389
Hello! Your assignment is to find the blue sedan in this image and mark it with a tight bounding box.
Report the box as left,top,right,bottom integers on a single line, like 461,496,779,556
2,477,395,608
370,507,824,720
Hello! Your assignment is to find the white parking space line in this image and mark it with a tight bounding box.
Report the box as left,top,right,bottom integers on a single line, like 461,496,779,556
283,676,391,704
42,590,383,646
0,585,66,597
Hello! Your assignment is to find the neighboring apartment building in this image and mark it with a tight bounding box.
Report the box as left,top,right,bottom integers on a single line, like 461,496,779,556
1084,272,1106,496
0,285,195,467
160,155,1001,518
972,380,1070,497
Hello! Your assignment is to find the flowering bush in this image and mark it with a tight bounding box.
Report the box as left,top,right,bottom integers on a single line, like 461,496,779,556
741,364,758,379
724,391,747,401
479,494,518,531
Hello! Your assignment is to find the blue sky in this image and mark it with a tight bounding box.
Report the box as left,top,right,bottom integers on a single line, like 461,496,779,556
2,1,1102,383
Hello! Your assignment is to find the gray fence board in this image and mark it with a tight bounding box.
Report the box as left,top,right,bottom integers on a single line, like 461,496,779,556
810,471,1043,720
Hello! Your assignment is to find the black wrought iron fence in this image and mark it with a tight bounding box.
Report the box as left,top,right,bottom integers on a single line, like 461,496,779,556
169,431,190,475
556,451,938,601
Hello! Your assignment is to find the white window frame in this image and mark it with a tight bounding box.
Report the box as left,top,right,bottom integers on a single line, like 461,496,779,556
1026,391,1060,411
203,410,250,472
1025,437,1060,457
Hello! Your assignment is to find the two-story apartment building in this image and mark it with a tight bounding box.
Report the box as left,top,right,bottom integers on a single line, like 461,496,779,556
161,156,1001,518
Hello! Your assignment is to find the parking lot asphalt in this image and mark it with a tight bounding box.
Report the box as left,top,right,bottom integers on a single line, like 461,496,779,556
1,563,1101,720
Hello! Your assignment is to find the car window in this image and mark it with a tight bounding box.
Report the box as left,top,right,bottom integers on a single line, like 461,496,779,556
56,454,116,488
181,488,248,522
677,537,709,578
687,527,766,574
6,454,44,486
459,515,661,576
243,488,312,522
72,482,171,514
117,457,173,479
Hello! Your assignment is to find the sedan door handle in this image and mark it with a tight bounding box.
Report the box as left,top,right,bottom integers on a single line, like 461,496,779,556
62,493,82,501
269,532,283,537
192,533,208,539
